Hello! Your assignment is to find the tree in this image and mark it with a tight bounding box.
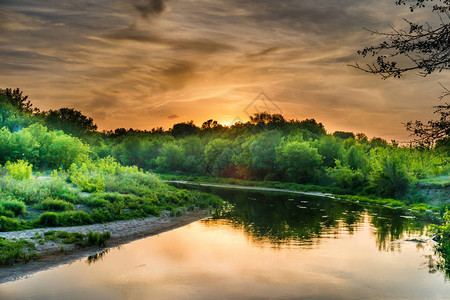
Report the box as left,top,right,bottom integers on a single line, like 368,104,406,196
351,0,449,78
333,131,355,140
170,121,200,138
0,88,35,114
352,0,449,148
276,140,323,183
43,108,97,137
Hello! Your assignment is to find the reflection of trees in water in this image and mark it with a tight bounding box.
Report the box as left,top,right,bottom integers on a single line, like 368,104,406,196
205,188,367,248
369,208,429,252
203,188,429,252
86,249,111,265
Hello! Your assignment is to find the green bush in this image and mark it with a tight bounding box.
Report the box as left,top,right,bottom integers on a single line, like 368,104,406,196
5,160,32,180
0,216,21,232
369,149,411,198
57,211,93,226
0,205,15,218
0,200,27,216
87,231,111,246
34,199,74,212
0,237,36,266
38,212,59,227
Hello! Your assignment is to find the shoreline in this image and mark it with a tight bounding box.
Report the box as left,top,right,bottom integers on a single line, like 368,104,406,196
167,180,444,215
0,210,210,284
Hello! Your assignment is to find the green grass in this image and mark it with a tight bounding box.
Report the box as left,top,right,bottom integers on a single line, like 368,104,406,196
418,176,450,187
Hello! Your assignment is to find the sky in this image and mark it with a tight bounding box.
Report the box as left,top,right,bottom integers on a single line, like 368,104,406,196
1,0,449,140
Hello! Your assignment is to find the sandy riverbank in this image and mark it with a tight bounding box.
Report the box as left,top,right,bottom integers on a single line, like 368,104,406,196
0,210,210,284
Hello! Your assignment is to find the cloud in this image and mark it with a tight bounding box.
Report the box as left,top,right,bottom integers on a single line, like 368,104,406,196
167,114,179,119
0,0,445,140
102,23,235,54
132,0,166,19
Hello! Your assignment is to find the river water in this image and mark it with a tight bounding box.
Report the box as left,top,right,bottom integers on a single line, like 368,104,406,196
0,188,449,299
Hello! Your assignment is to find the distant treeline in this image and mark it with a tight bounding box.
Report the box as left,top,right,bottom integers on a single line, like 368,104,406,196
1,88,448,200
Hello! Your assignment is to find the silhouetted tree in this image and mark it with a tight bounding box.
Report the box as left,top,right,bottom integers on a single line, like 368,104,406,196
333,131,355,140
0,88,35,114
250,112,286,128
352,0,449,148
170,121,200,137
43,107,97,137
351,0,449,78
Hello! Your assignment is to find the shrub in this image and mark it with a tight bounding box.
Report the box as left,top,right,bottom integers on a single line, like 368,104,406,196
0,216,21,232
0,205,15,218
0,200,27,216
34,199,74,212
327,160,367,190
57,211,93,226
87,231,111,246
38,212,59,227
369,149,411,198
5,160,32,180
0,237,36,266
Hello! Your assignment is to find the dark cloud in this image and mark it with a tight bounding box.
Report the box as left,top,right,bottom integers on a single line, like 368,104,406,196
132,0,166,19
245,47,281,58
102,23,235,53
167,114,179,119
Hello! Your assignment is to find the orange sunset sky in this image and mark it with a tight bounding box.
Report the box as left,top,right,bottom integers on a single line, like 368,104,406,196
1,0,449,140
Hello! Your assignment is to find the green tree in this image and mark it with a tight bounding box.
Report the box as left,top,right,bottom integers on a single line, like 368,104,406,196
205,139,235,177
43,108,97,137
276,140,323,183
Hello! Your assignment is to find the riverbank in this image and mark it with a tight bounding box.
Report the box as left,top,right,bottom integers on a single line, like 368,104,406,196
165,177,447,215
0,210,209,284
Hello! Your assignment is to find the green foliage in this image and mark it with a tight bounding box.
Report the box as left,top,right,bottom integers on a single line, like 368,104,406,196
5,160,32,180
0,124,90,169
0,237,36,266
369,149,411,198
276,140,323,183
38,211,93,227
155,142,185,172
38,212,59,227
205,139,235,177
0,200,27,216
34,199,74,212
328,160,367,190
42,230,111,247
0,216,22,232
87,231,111,246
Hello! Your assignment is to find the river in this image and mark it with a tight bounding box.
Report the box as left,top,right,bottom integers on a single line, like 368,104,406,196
0,187,449,299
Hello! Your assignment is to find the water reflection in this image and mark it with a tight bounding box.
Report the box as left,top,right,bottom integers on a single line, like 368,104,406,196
86,249,111,265
201,187,430,252
1,188,449,300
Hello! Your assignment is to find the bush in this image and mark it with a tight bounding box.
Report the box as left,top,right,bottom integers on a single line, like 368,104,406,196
0,216,21,232
0,237,36,266
369,149,411,198
34,199,74,212
0,205,15,218
87,231,111,246
5,160,32,180
327,160,367,190
0,200,27,216
38,212,59,227
57,211,93,226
